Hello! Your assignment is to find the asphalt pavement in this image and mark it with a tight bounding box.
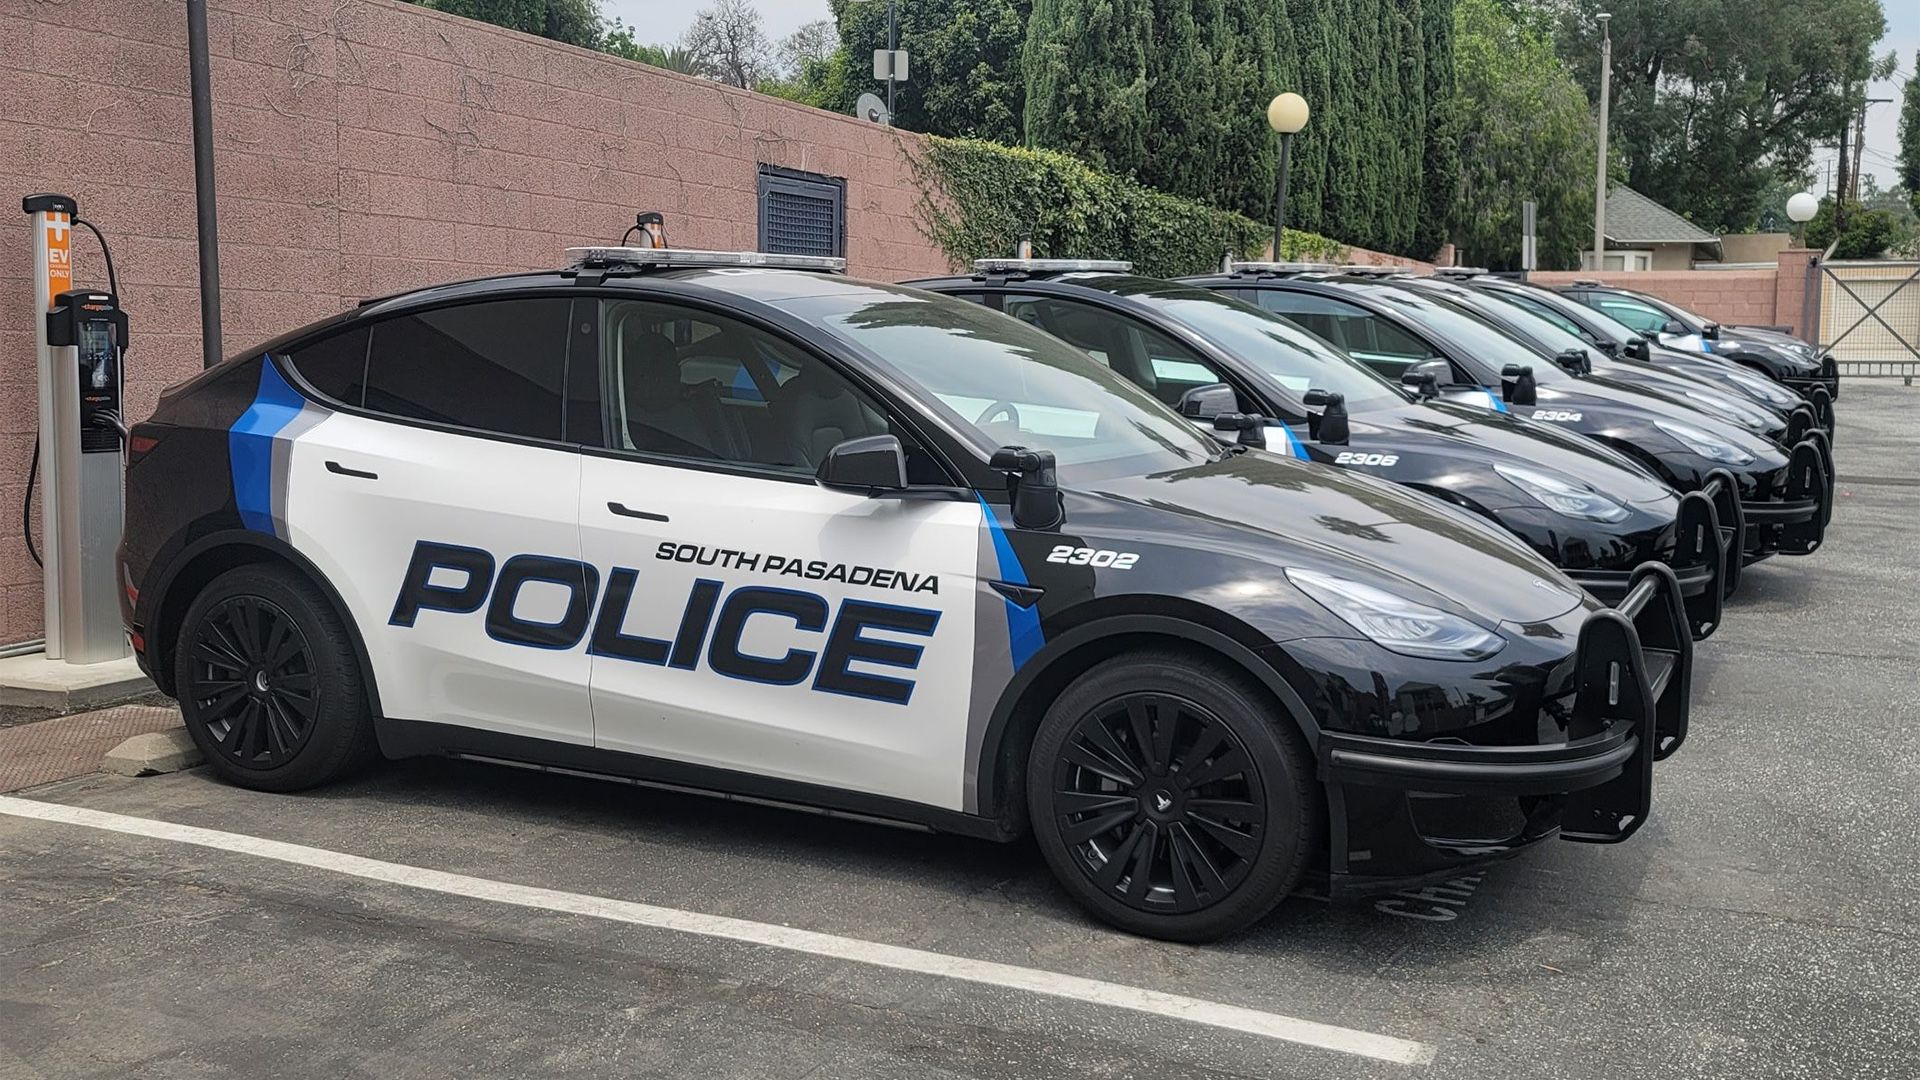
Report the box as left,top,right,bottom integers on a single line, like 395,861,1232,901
1,381,1915,1080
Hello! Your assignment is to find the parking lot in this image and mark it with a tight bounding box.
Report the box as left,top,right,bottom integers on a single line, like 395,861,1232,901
0,381,1914,1080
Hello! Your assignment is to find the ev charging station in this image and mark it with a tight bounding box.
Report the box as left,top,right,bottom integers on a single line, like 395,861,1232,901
23,193,129,666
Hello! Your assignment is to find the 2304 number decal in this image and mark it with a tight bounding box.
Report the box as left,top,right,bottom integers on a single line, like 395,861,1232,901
1334,452,1399,466
1531,410,1584,422
1047,546,1140,569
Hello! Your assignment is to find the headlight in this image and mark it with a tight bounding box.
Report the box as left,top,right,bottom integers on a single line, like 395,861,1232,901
1285,568,1505,661
1493,464,1631,522
1679,388,1770,431
1724,370,1797,408
1656,419,1754,465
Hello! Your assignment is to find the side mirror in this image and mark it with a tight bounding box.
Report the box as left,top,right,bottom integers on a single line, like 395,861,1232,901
1212,413,1268,450
1177,382,1237,421
1628,338,1652,362
989,445,1063,529
1302,389,1350,445
816,435,908,494
1662,319,1688,337
1401,358,1452,393
1596,339,1621,357
1401,370,1440,399
1553,347,1592,376
1501,363,1538,406
1703,322,1720,340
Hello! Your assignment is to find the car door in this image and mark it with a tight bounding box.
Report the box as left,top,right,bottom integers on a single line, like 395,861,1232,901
577,296,984,811
277,296,597,746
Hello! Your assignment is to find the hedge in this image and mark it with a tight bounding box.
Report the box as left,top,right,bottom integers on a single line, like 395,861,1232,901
912,136,1345,278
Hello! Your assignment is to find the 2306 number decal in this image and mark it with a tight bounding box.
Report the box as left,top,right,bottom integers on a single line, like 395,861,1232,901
1047,546,1140,569
1334,452,1399,466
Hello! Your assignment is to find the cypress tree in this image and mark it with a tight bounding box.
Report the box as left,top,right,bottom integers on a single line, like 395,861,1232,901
1416,0,1460,259
1022,0,1153,176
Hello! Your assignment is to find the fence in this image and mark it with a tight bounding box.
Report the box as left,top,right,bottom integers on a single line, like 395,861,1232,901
1817,261,1920,384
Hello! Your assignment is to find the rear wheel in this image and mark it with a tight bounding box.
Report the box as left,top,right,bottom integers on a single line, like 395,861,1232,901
174,564,375,792
1027,650,1318,941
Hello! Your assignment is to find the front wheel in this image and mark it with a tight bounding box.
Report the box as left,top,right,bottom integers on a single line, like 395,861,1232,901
1027,650,1319,942
174,564,376,792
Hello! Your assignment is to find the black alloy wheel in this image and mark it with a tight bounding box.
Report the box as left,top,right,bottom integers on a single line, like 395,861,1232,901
186,595,318,769
175,564,377,792
1053,692,1266,915
1028,650,1316,942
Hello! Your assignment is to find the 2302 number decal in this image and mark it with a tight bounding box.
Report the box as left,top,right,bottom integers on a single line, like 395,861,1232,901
1334,452,1399,466
1531,410,1584,422
1046,546,1140,569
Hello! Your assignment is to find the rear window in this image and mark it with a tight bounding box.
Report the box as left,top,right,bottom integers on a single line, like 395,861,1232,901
284,326,369,406
362,299,573,441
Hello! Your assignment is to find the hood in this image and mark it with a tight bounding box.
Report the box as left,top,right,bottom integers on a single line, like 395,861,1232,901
1075,449,1587,626
1352,399,1676,506
1529,372,1784,459
1585,357,1784,434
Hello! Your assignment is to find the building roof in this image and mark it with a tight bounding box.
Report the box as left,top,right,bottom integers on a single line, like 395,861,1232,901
1604,187,1720,248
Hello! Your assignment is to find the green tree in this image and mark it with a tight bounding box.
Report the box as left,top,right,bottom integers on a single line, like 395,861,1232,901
1448,0,1594,268
1900,53,1920,218
602,22,702,72
1551,0,1888,232
1415,0,1459,258
1022,0,1152,172
404,0,601,47
1805,197,1898,259
820,0,1031,144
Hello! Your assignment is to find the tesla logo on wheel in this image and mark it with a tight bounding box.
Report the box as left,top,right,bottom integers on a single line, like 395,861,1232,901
1154,793,1173,812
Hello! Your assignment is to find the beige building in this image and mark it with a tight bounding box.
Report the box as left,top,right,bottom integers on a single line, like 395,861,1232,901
1583,187,1722,271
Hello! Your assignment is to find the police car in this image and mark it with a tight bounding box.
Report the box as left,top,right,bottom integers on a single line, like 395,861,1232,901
119,245,1692,942
1434,271,1833,433
1557,281,1839,402
1187,269,1834,568
908,260,1731,637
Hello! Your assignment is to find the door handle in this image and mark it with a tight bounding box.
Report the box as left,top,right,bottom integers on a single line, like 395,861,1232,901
325,460,378,480
607,502,669,522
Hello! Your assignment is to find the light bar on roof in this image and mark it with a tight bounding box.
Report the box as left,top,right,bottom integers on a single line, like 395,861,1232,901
1337,264,1413,277
1227,261,1337,275
1434,266,1490,277
564,247,846,272
972,258,1133,273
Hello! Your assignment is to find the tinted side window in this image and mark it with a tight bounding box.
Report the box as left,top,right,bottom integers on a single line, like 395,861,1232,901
1592,295,1668,334
602,299,949,484
1001,294,1242,411
364,299,572,440
285,326,370,406
1248,291,1439,377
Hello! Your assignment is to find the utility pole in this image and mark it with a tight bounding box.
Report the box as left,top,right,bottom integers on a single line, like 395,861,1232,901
1852,98,1892,202
885,0,898,117
1591,13,1612,271
1835,82,1851,235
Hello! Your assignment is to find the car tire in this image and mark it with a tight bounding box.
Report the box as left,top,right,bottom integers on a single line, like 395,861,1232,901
1026,649,1319,942
174,563,376,792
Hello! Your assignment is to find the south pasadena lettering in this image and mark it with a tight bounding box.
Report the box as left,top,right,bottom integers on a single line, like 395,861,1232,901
656,543,940,595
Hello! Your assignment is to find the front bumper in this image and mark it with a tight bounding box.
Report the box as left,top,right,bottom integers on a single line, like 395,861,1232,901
1782,356,1839,403
1318,563,1691,899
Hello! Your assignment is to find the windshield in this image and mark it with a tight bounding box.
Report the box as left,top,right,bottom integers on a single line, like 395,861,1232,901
1347,284,1573,384
777,283,1219,478
1494,287,1637,348
1122,285,1408,411
1444,288,1601,361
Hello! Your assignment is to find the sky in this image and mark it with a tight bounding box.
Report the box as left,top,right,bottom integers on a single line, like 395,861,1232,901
612,0,1917,195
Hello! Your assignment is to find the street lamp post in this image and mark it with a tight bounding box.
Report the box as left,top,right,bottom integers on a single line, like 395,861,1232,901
1267,93,1309,259
1591,12,1612,270
1786,191,1818,249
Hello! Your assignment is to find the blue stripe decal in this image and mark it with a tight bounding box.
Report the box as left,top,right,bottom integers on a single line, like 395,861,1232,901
229,358,305,534
976,494,1043,670
1481,388,1509,414
1273,421,1310,460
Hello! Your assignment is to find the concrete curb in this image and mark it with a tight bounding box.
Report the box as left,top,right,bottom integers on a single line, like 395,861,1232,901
103,729,204,777
0,653,154,711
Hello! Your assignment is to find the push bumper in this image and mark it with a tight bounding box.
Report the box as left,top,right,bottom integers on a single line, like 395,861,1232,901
1783,356,1839,404
1319,563,1691,899
1742,432,1833,561
1567,488,1728,640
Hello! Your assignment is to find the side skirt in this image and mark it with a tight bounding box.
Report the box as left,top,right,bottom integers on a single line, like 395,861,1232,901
377,717,1019,843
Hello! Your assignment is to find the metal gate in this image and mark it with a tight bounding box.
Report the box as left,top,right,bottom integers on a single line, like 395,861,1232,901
1815,259,1920,384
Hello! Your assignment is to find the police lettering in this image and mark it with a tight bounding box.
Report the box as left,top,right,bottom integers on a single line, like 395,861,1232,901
393,542,939,704
655,542,940,595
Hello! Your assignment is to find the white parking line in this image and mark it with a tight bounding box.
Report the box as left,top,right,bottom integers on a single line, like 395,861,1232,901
0,794,1433,1067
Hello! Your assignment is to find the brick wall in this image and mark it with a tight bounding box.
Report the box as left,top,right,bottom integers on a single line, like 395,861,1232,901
0,0,954,645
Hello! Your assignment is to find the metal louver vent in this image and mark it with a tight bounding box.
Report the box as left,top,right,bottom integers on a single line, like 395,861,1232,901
758,166,844,258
